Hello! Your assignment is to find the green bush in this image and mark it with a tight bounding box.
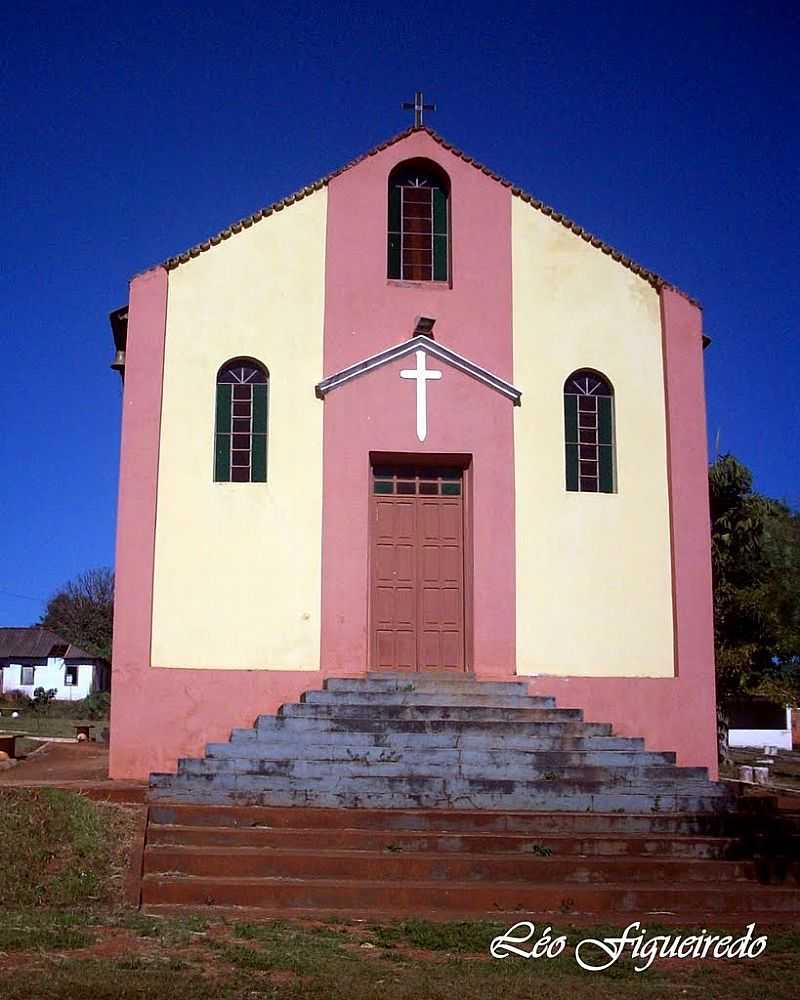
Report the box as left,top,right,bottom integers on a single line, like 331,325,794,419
83,691,111,720
31,687,58,714
0,690,30,708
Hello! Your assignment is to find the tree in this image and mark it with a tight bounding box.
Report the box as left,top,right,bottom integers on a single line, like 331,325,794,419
709,455,800,759
38,568,114,661
761,500,800,671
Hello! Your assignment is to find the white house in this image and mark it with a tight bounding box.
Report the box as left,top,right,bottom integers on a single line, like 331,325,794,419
0,628,109,701
728,698,794,752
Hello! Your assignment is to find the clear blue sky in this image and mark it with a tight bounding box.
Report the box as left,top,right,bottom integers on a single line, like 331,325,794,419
1,1,797,626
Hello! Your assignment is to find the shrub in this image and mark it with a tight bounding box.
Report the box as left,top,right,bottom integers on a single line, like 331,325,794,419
0,690,30,708
83,691,111,720
31,687,58,714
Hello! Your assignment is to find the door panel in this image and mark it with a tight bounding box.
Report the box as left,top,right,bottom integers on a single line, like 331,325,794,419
370,466,466,672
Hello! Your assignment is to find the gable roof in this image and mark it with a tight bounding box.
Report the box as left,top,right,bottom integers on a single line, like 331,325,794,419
0,627,98,663
315,335,522,404
158,124,696,305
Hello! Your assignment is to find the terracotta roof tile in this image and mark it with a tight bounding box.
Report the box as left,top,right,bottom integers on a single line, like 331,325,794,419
159,125,697,305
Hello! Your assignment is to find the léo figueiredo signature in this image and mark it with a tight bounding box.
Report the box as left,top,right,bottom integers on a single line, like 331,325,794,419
490,921,768,973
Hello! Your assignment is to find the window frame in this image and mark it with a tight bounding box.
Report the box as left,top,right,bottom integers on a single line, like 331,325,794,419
20,665,35,686
563,369,616,494
64,665,79,687
213,358,269,484
387,159,451,284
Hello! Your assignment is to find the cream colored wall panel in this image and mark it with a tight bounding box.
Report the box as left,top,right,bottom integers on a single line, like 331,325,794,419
151,190,327,669
512,197,674,677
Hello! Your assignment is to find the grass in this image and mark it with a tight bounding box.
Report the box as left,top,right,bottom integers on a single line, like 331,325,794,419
0,789,799,998
0,910,95,951
1,913,799,999
0,900,796,1000
371,918,506,953
0,701,109,754
0,788,136,909
0,714,102,738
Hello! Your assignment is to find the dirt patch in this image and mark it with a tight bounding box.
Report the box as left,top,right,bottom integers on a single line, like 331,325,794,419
0,741,110,783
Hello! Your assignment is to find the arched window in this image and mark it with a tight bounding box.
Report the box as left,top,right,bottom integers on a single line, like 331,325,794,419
564,370,615,493
387,159,450,282
214,359,269,483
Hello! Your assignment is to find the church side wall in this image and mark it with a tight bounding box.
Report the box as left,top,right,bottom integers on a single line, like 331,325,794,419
150,189,327,670
512,197,675,678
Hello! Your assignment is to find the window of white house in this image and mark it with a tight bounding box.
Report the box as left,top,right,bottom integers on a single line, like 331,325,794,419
20,666,34,685
65,665,78,686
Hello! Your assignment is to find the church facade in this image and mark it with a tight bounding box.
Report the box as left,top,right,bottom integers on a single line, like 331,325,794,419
109,126,717,780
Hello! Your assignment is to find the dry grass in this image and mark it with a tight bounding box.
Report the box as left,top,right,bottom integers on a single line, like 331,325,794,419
0,911,798,1000
0,788,136,909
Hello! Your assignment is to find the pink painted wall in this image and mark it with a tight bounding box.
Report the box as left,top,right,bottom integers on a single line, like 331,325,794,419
109,134,718,780
319,358,517,675
322,131,514,378
319,130,516,675
108,267,354,779
525,290,718,776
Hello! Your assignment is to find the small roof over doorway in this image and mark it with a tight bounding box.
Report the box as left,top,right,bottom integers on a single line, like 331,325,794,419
314,335,522,404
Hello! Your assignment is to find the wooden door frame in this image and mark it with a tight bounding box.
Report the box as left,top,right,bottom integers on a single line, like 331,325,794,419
367,452,473,673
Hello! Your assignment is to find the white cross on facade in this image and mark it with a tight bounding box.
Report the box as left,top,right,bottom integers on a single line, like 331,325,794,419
400,349,442,442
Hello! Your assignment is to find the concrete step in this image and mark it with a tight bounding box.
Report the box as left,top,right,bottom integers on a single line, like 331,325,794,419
303,690,557,710
278,703,587,723
177,756,709,786
144,804,755,835
140,873,800,915
146,823,757,859
325,676,534,696
206,744,678,767
149,773,728,813
143,844,777,884
248,719,633,747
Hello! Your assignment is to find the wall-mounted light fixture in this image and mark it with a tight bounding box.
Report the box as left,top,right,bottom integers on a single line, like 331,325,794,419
413,316,436,338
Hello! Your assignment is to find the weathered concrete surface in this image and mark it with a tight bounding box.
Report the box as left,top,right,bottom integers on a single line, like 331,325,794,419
149,675,731,813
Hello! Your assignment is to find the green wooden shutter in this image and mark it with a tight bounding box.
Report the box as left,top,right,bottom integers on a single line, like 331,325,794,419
598,396,614,492
252,384,268,434
251,435,267,483
599,445,614,493
215,383,231,433
433,236,447,281
433,189,448,281
433,188,447,234
388,186,401,278
251,383,268,482
388,235,401,279
214,384,232,482
565,444,579,492
598,397,613,445
388,184,401,231
214,434,230,482
564,394,578,443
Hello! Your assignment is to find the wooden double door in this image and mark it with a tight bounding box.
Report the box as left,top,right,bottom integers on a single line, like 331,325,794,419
370,464,466,672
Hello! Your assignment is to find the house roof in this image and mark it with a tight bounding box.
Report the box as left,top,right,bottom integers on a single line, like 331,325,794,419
157,124,697,305
0,627,98,663
315,335,522,404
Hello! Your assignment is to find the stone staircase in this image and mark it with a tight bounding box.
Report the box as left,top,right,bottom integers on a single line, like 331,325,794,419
142,674,800,919
149,673,730,813
140,801,800,919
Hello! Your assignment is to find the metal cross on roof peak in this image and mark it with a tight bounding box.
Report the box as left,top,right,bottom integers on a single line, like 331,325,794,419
402,91,436,127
